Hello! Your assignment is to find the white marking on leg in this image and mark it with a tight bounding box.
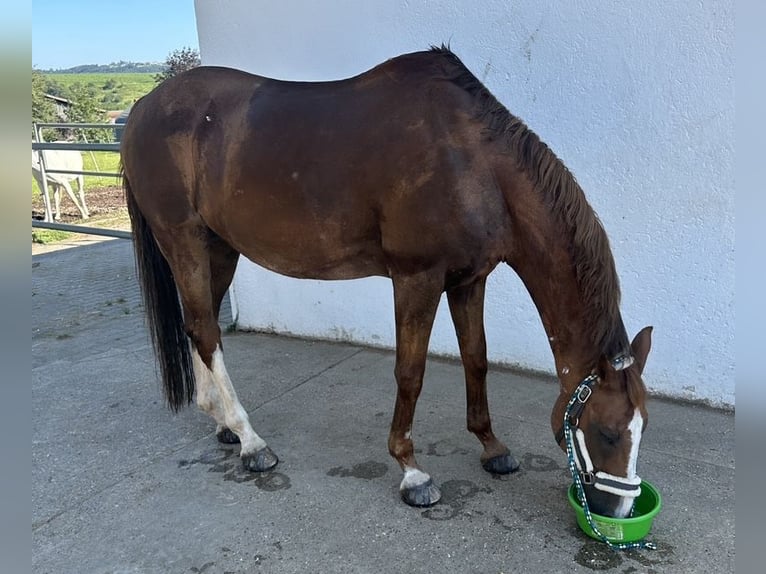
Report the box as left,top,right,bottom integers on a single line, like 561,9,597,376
196,345,267,455
209,346,267,455
613,408,644,517
192,349,238,438
192,348,221,419
400,466,431,490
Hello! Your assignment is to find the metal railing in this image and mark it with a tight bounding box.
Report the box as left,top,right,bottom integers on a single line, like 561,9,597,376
32,122,129,239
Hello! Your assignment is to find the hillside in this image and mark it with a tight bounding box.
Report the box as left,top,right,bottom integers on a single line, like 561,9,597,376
43,61,163,74
43,72,156,111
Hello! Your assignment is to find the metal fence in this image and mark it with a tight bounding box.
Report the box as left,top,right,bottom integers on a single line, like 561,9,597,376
32,122,130,239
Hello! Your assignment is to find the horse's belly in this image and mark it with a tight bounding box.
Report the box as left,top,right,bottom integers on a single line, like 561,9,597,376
223,223,389,280
240,244,389,280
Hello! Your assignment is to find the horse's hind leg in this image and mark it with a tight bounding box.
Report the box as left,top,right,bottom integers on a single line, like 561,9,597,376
157,222,277,472
204,234,243,445
388,272,443,507
76,175,89,218
51,183,62,220
59,179,85,219
447,277,519,474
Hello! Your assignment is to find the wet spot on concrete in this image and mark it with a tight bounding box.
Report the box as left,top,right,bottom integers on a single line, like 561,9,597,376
425,439,472,457
441,479,491,501
491,514,518,533
178,449,233,470
421,479,492,521
575,541,623,570
189,562,215,573
179,448,291,490
623,542,675,568
421,504,459,521
327,460,388,480
572,537,674,571
223,467,291,491
520,452,561,472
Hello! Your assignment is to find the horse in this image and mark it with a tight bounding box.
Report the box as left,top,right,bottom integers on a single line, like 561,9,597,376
32,146,89,221
121,46,653,518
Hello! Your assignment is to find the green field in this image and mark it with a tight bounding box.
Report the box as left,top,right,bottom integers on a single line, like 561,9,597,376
44,72,155,110
32,151,121,197
31,151,127,244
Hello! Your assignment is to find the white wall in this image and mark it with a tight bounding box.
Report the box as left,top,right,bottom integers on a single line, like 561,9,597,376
195,0,735,407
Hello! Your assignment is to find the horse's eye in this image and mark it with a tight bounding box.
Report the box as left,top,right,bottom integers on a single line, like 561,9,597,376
599,428,620,446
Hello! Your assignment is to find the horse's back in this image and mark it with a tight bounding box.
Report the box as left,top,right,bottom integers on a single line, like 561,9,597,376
32,145,83,185
123,50,472,163
121,51,507,280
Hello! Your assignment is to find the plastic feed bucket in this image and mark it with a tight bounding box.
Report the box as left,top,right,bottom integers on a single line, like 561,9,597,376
567,480,662,543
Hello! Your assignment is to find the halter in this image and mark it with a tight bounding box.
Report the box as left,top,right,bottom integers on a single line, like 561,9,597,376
559,361,656,551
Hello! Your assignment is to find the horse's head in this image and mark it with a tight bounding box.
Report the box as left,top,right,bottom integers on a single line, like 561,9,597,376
552,326,653,518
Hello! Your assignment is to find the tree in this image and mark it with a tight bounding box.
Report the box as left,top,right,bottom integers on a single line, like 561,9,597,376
66,83,112,142
32,68,55,124
32,68,58,140
154,47,201,84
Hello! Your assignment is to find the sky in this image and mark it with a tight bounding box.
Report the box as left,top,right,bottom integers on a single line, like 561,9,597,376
32,0,199,69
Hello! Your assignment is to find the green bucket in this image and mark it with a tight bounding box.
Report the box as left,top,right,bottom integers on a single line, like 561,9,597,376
567,480,662,543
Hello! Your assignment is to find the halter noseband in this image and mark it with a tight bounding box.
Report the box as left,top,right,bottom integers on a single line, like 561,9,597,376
556,357,642,499
558,358,656,551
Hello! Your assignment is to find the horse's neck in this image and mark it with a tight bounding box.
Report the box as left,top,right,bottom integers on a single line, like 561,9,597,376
516,249,597,385
497,168,599,385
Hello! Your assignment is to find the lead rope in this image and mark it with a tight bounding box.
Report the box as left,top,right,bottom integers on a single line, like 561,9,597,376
564,381,656,551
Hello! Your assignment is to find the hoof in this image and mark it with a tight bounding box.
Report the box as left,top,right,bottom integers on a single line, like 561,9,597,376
241,446,279,472
216,427,240,444
482,453,520,475
401,478,442,507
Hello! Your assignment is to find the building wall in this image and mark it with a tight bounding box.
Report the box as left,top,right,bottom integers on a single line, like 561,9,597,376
194,0,735,407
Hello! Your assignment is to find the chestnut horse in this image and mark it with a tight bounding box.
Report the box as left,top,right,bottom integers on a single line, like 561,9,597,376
121,47,653,517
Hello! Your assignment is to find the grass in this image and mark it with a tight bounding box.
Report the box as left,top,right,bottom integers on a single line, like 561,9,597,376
81,151,122,186
32,229,74,244
32,151,121,196
32,149,130,244
45,72,155,110
42,151,119,188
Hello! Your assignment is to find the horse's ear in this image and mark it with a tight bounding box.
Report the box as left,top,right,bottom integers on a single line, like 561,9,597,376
630,326,653,375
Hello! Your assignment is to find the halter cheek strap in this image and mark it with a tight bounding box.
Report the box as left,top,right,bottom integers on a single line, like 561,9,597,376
554,353,636,445
561,371,656,551
559,375,643,498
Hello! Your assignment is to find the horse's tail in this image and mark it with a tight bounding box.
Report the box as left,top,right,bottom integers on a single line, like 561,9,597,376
123,168,195,411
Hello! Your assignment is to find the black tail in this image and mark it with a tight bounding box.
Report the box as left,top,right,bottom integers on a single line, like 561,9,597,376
124,170,195,410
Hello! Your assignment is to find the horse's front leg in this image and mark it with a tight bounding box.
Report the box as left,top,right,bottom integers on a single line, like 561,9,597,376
389,273,443,507
447,277,519,474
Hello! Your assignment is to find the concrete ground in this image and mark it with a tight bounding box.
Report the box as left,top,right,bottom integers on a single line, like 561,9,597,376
32,239,734,574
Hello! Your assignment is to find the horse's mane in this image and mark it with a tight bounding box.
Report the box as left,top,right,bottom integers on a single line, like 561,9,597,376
428,45,630,360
